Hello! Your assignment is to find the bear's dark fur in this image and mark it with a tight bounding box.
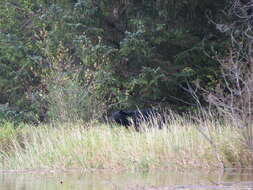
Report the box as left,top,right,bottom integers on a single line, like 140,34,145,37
111,108,164,131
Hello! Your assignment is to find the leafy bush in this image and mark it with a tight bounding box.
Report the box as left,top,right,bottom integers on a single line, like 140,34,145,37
0,0,229,124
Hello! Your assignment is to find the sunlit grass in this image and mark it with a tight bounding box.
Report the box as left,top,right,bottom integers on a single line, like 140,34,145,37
0,115,251,170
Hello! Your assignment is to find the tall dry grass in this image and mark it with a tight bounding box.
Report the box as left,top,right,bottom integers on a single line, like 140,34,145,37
0,114,251,170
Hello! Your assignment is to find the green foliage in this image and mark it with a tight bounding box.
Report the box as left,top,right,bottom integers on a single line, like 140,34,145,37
0,0,229,123
0,104,21,124
0,1,44,122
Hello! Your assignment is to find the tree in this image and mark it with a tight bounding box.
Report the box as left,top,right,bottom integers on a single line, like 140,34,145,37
0,0,230,123
194,0,253,151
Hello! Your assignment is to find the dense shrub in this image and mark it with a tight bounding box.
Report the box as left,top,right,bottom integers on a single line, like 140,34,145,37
0,0,229,123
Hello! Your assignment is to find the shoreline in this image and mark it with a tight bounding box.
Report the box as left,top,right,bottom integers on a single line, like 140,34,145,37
0,167,250,174
0,120,252,171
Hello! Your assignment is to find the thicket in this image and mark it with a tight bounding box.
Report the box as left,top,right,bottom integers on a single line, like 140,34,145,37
0,0,229,123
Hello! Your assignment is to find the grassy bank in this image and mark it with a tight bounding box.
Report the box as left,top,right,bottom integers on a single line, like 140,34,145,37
0,117,251,170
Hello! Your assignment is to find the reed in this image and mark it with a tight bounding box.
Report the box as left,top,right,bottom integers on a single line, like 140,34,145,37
0,115,251,170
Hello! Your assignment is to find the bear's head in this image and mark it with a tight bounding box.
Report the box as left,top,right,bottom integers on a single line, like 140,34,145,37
112,110,132,126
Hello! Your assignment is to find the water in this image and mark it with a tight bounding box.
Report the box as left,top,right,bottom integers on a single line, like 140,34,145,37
0,169,253,190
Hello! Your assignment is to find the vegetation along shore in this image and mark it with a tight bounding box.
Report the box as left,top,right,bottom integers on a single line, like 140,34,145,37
0,113,252,170
1,1,253,171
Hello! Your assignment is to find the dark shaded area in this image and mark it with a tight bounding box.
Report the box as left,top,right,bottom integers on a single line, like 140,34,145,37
0,0,230,123
111,108,165,130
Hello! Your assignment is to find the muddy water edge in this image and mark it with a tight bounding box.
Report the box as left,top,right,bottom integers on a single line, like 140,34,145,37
0,169,253,190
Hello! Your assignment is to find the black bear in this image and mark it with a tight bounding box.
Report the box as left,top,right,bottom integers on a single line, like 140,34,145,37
111,108,164,131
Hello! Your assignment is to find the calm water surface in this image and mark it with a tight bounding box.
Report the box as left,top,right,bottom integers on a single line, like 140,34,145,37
0,169,253,190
